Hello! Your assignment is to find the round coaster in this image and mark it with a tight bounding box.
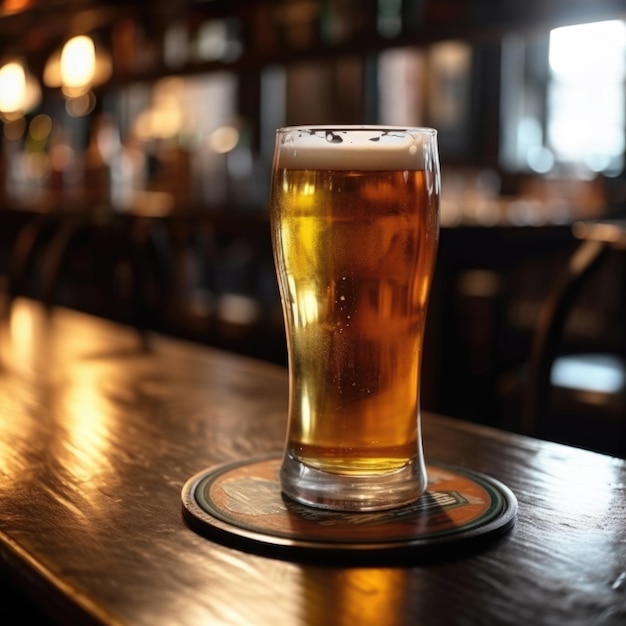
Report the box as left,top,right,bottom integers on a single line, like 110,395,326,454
181,455,517,564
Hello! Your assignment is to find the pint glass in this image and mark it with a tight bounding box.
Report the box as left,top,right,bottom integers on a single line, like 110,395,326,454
270,126,440,511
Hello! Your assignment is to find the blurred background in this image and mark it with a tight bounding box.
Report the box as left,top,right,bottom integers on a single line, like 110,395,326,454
1,0,626,455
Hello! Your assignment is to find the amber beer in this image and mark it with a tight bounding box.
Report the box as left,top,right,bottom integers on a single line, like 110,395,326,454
270,127,440,511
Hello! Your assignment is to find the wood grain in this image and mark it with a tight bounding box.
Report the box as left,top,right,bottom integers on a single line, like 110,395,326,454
0,298,624,625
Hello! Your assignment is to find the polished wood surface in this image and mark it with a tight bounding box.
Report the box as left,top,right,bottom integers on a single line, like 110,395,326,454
0,298,625,625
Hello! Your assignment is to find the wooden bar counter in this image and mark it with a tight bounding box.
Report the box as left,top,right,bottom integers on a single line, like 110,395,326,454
0,298,624,625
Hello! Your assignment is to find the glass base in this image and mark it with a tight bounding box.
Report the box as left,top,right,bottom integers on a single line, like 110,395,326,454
280,452,427,512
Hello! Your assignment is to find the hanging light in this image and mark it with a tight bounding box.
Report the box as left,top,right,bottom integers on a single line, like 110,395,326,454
44,34,112,97
61,35,96,95
0,62,25,113
0,58,41,119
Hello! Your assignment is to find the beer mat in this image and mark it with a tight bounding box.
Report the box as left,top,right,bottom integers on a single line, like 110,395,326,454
181,456,517,565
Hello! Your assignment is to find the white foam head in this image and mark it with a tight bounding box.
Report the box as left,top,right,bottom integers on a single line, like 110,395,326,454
275,126,436,170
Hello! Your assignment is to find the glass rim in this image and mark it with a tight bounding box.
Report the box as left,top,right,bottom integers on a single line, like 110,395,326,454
275,125,437,136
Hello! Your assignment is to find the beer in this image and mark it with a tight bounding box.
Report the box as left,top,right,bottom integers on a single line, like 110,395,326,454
270,127,440,510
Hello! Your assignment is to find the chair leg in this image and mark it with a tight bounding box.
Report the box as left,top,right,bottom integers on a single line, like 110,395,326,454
126,216,175,351
39,217,88,312
7,214,60,309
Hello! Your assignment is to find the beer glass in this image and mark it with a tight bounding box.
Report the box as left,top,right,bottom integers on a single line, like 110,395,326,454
270,126,440,511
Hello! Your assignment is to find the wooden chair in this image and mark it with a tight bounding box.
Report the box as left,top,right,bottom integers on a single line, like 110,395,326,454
7,210,172,349
519,220,626,457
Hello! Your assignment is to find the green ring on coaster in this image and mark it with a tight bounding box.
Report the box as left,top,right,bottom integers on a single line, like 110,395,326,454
181,455,517,564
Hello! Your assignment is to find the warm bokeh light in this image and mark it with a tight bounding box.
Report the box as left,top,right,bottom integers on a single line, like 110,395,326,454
24,152,51,181
43,51,60,87
60,35,96,94
65,91,97,117
0,62,25,112
29,114,52,142
50,142,75,172
0,59,41,119
46,36,112,98
2,115,26,140
134,106,184,140
2,0,31,12
207,125,239,153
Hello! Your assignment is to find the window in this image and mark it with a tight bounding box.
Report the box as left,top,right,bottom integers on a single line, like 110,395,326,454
501,19,626,177
548,20,626,176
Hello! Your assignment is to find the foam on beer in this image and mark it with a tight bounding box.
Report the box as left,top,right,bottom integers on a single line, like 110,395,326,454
276,127,431,170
